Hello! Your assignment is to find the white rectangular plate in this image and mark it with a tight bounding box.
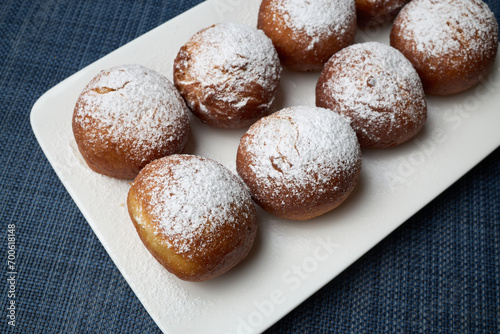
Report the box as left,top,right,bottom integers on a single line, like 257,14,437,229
30,1,500,333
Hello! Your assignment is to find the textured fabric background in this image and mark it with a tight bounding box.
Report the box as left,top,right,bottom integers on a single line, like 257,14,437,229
1,0,499,333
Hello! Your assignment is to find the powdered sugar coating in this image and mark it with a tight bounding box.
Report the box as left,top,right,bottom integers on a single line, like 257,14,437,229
173,23,281,128
130,155,256,260
73,64,190,178
391,0,498,73
275,0,355,48
316,42,427,148
237,106,361,220
257,0,356,71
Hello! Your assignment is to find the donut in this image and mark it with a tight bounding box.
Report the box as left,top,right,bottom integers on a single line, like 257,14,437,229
355,0,410,26
72,64,190,179
390,0,499,95
173,23,281,128
257,0,357,71
316,42,427,148
236,106,361,221
127,155,258,282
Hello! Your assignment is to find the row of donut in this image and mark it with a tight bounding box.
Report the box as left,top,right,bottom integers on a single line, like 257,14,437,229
258,0,498,95
72,0,498,281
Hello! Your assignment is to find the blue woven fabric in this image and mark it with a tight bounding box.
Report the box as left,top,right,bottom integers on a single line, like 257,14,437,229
1,0,499,333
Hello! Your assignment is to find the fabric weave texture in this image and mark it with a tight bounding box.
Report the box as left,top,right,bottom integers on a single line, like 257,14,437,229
0,0,499,333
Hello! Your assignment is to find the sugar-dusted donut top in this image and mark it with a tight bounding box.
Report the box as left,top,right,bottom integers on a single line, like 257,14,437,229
239,106,361,196
73,64,189,161
318,42,426,143
174,22,281,113
131,155,255,257
269,0,356,48
393,0,498,59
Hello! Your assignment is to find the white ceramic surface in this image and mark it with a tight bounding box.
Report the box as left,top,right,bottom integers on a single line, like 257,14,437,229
31,1,500,333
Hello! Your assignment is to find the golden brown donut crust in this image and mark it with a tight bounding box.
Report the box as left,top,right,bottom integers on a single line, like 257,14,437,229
127,155,258,282
72,64,190,179
257,0,357,71
355,0,410,26
390,0,499,95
